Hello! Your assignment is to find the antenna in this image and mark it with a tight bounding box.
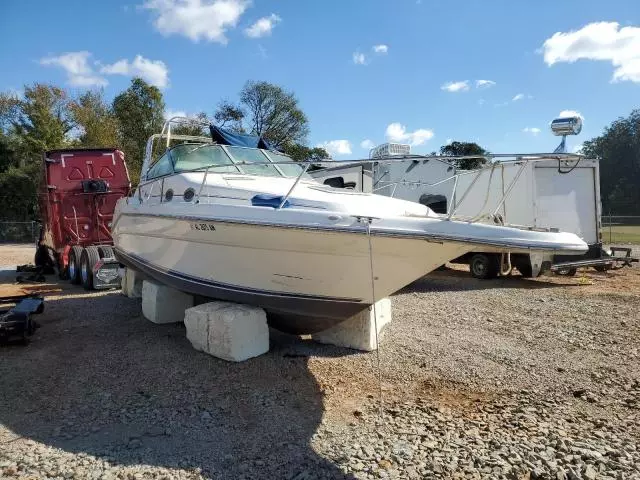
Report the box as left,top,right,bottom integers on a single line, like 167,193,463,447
550,116,582,153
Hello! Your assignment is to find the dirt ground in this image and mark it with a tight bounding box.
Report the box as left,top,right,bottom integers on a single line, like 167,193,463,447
0,243,638,479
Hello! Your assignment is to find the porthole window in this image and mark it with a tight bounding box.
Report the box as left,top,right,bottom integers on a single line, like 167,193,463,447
183,188,195,202
165,189,174,201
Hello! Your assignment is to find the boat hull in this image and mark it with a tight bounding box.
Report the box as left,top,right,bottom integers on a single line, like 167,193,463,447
113,213,470,333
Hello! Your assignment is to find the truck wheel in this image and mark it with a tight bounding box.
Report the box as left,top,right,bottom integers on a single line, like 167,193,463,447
80,246,100,290
68,246,85,284
98,245,114,259
469,254,499,279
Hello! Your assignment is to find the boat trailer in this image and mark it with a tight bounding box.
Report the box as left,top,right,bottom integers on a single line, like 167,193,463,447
551,247,638,276
0,295,44,344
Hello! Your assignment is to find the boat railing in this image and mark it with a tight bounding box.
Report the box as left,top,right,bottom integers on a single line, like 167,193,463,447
138,117,584,224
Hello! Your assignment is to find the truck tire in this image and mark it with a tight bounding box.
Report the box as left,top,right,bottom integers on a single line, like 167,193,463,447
68,246,85,284
80,246,100,290
98,245,114,259
469,254,500,279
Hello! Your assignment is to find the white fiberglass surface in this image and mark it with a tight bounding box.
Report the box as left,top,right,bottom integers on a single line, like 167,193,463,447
177,171,435,218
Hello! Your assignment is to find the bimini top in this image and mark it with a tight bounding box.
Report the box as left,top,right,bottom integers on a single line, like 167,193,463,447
209,125,275,150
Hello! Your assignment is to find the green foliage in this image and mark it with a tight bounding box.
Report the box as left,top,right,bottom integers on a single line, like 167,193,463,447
440,141,488,170
213,101,244,132
11,84,73,168
69,90,118,148
0,167,38,221
171,112,209,137
582,109,640,215
113,78,165,184
281,143,329,163
0,132,18,173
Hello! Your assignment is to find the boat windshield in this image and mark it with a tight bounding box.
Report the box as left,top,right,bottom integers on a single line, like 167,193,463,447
224,146,282,177
149,143,315,180
264,151,312,178
171,144,239,173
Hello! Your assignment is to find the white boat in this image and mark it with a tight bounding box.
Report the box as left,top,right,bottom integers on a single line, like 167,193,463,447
112,119,587,333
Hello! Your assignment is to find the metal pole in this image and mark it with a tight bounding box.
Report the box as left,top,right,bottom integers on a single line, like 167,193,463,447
195,166,210,204
278,163,310,209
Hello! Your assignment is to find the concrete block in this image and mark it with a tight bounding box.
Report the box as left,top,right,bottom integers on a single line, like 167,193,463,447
121,268,143,298
184,301,269,362
142,280,193,324
312,298,392,352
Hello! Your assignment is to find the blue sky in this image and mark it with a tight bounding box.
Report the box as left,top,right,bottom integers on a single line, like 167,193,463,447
1,0,639,158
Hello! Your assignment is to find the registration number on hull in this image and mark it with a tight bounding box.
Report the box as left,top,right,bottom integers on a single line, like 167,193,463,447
190,223,216,231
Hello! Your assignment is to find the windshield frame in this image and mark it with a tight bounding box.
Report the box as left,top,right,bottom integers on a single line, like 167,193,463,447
142,141,309,185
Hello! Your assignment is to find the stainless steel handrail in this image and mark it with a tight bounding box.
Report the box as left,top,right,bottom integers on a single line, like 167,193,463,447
136,118,588,226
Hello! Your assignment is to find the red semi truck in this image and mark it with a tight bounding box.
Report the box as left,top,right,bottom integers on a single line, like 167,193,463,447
36,148,130,289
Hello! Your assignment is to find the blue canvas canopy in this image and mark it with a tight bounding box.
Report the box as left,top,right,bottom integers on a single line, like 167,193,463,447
209,125,275,150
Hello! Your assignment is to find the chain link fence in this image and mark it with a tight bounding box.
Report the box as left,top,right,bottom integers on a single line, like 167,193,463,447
0,221,39,244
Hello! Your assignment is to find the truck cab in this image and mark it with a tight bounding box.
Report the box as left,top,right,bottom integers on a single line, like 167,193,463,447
38,148,130,289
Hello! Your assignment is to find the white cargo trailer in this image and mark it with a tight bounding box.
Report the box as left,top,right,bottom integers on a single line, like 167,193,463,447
450,157,603,278
311,153,636,278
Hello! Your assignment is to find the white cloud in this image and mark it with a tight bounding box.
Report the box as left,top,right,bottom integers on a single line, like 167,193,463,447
385,122,434,146
441,81,469,92
40,51,108,87
572,143,584,153
244,13,281,38
100,55,169,88
478,98,486,106
475,79,496,89
372,44,388,54
318,140,352,157
559,109,584,120
360,139,375,150
542,21,640,83
512,93,525,101
143,0,248,44
523,127,541,135
353,51,367,65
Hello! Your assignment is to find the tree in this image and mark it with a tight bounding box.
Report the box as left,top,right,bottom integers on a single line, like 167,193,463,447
171,112,209,137
582,109,640,215
440,141,488,170
0,167,38,221
281,143,329,164
113,78,165,184
213,101,244,132
69,90,118,148
10,84,73,171
215,81,309,149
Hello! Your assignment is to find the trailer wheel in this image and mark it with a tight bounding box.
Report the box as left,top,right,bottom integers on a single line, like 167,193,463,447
469,254,500,279
68,246,84,284
80,246,101,290
556,267,577,276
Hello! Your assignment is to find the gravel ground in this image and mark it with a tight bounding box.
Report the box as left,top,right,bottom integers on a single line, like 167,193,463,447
0,244,638,480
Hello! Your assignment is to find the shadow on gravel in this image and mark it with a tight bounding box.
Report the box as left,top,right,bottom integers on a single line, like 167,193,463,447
406,269,566,293
0,288,356,479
